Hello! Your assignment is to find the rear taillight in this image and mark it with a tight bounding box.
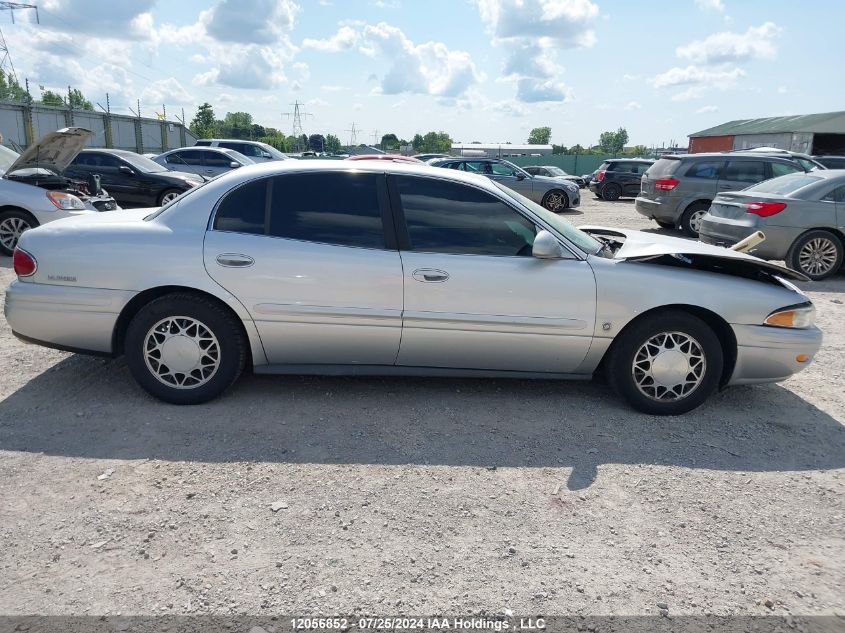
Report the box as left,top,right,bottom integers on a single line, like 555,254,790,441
13,247,37,277
743,201,787,217
654,177,680,191
596,170,606,182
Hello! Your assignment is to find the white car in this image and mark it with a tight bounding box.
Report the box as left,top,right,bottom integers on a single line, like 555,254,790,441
0,127,119,256
153,147,255,179
194,139,289,162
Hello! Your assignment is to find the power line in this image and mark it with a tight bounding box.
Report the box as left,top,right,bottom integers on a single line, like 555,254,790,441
345,122,359,148
0,1,38,83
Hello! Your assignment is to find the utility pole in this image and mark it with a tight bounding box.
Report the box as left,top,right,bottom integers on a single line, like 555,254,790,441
345,122,359,149
371,129,380,147
282,100,312,151
0,2,39,84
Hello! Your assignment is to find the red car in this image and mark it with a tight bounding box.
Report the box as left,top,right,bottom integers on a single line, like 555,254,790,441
346,154,424,164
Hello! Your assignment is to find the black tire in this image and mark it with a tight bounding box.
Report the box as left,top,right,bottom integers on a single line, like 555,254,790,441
124,293,247,404
680,202,710,237
786,230,844,280
157,189,183,206
541,189,569,212
606,311,723,415
601,183,622,201
656,220,675,229
0,209,37,256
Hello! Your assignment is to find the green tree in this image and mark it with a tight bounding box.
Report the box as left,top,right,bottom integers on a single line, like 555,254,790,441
68,87,93,110
552,144,567,155
0,72,30,101
417,131,452,153
220,111,254,139
411,133,424,151
380,133,399,151
308,134,325,152
40,90,65,106
598,127,629,155
324,133,342,153
568,144,586,155
190,103,217,139
626,144,649,156
527,126,551,145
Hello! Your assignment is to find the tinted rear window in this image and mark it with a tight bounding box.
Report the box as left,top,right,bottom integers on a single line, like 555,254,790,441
646,158,681,178
684,160,722,179
724,161,767,183
744,174,822,195
214,179,268,234
195,140,211,146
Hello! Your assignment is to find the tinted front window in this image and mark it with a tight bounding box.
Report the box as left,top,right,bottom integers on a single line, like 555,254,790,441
268,172,384,249
213,179,268,234
685,161,722,179
463,161,489,174
205,151,234,168
723,161,766,183
771,162,803,178
166,150,203,166
490,162,516,176
744,174,822,195
74,153,121,169
397,176,536,256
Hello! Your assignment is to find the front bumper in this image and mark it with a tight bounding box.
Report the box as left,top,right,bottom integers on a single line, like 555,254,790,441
569,189,581,207
727,323,822,386
4,280,135,355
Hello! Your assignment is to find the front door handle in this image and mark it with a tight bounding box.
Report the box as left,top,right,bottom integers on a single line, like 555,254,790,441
216,253,254,267
412,268,449,283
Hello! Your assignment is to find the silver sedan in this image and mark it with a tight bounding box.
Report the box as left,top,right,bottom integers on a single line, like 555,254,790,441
700,170,845,280
5,161,822,415
153,147,254,179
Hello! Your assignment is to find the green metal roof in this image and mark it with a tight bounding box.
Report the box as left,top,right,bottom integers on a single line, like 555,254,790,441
689,111,845,137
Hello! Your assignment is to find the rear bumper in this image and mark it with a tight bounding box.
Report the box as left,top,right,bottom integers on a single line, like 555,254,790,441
728,324,822,386
634,196,679,222
699,217,797,260
4,280,134,355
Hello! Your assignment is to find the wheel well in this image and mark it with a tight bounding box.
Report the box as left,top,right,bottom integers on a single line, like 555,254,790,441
112,286,253,367
0,205,39,226
600,304,737,387
684,199,712,213
789,227,845,251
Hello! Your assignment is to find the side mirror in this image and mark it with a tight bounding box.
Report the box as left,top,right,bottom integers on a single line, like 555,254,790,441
532,230,564,259
516,172,526,180
262,151,272,159
230,161,240,169
119,165,134,176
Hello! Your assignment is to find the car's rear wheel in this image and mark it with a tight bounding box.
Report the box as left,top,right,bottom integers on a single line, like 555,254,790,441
656,220,675,229
541,189,569,212
680,202,710,237
601,183,622,201
125,293,247,404
606,311,723,415
787,230,844,280
158,189,182,206
0,210,37,256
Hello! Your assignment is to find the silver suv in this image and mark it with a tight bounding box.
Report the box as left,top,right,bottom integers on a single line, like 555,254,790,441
635,153,811,236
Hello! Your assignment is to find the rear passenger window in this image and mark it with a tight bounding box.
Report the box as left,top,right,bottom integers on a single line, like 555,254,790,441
268,172,384,249
205,152,233,167
771,162,803,178
213,179,268,235
686,161,722,179
724,161,766,183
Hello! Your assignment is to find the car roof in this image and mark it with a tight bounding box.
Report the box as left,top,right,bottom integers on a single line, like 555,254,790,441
604,158,653,163
164,146,233,153
661,152,797,162
199,139,265,144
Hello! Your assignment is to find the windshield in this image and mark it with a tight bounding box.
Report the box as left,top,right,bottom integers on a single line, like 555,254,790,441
258,143,288,160
119,152,169,173
0,144,20,173
227,150,256,165
492,182,603,255
744,174,822,195
544,166,567,176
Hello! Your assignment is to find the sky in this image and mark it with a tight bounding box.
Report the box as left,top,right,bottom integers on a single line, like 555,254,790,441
3,0,843,148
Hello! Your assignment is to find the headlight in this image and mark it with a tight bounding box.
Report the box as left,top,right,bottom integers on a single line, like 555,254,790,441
46,191,86,210
764,303,815,328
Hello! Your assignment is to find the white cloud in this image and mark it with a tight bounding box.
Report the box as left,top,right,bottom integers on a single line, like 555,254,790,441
650,64,745,88
625,100,642,110
303,25,359,52
671,86,708,101
141,78,194,105
778,85,788,94
206,0,300,44
622,73,641,81
307,98,329,107
193,45,290,89
694,0,725,12
36,0,157,41
676,22,782,65
516,78,573,103
321,85,344,92
696,105,719,113
361,22,483,98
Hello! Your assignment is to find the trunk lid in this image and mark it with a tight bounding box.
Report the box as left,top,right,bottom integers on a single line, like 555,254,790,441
5,127,93,176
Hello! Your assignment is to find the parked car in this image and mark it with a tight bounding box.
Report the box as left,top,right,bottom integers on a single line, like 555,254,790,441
636,153,810,237
430,157,580,211
589,159,654,202
699,170,845,280
729,147,826,172
66,149,204,208
0,127,119,256
153,147,255,179
413,153,449,162
194,139,289,162
346,154,425,164
814,155,845,169
523,165,586,187
6,161,820,415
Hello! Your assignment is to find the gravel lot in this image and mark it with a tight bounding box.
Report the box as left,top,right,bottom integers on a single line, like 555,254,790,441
0,193,843,620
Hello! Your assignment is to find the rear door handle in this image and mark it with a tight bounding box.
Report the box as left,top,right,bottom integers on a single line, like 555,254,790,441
412,268,449,282
216,253,254,267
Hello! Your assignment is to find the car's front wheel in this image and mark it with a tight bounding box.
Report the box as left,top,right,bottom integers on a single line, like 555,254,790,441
158,189,183,206
787,230,843,280
542,189,569,212
125,293,247,404
0,210,37,256
606,311,723,415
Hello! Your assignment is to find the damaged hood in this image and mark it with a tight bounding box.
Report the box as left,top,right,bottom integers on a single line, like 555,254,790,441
580,225,809,282
5,127,93,175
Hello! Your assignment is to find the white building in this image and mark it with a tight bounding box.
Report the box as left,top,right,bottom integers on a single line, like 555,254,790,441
451,143,553,157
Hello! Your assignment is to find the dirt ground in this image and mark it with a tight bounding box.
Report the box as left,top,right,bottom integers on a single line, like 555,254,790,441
0,193,843,621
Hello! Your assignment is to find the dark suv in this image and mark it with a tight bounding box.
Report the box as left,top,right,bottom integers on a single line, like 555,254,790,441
635,153,812,236
589,159,654,201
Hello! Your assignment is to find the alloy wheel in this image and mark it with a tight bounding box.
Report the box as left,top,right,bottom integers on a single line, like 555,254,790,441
632,331,706,402
0,216,31,251
161,191,181,204
143,316,221,389
798,237,838,277
689,209,706,234
544,191,566,211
